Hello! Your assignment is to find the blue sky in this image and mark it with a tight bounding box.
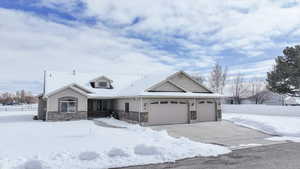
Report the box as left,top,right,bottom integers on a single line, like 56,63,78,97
1,0,300,94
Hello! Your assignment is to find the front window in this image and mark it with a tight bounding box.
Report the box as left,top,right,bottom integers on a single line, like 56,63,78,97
97,82,107,88
59,98,77,113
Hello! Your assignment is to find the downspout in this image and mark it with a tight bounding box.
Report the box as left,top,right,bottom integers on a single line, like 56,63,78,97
139,97,143,125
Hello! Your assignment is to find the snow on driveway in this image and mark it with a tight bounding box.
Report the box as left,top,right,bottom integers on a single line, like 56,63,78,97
0,111,230,169
223,105,300,143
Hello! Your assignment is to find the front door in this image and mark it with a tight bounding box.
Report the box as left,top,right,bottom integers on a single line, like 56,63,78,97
88,99,111,117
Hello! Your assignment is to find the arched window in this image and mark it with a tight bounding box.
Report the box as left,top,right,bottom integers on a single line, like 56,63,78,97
59,97,77,113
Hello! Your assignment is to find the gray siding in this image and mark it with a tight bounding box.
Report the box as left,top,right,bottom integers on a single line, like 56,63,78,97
113,98,141,112
116,98,222,125
47,88,88,112
46,87,88,121
38,97,47,120
168,73,209,93
151,81,184,92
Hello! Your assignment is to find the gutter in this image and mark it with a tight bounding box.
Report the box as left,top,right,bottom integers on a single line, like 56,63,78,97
86,94,222,99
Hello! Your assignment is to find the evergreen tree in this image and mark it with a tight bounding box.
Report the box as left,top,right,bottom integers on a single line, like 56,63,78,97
267,45,300,95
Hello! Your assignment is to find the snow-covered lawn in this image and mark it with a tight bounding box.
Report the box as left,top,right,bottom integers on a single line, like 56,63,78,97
223,104,300,143
0,111,230,169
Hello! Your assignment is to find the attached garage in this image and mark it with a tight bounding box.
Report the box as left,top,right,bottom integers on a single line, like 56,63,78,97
148,100,188,125
195,100,216,122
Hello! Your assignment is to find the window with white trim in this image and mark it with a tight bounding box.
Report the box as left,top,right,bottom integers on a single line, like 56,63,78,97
59,98,77,113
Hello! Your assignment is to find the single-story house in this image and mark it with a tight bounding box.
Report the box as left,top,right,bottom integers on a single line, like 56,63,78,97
38,70,222,125
223,91,285,105
284,96,300,106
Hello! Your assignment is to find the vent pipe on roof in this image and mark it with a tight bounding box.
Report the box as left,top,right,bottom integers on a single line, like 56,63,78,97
73,70,76,76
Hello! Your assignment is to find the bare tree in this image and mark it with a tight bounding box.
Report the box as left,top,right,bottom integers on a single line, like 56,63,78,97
231,73,248,104
209,63,227,94
254,90,272,104
192,75,205,84
248,78,271,104
221,67,228,94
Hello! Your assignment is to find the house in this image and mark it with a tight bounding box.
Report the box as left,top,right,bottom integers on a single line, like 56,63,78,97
284,96,300,106
223,89,285,105
38,70,222,125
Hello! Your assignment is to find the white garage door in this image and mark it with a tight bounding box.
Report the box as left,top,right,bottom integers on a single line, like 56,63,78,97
196,100,216,122
148,101,188,125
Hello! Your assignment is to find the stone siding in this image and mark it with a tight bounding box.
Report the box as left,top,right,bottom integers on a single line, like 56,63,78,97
38,97,47,120
47,111,87,121
117,111,148,123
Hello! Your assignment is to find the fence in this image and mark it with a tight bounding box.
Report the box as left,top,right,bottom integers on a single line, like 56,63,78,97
0,104,38,112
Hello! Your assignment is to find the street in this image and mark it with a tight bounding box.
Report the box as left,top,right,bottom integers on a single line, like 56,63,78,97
116,143,300,169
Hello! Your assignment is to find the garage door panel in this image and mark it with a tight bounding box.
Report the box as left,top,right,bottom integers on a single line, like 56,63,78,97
149,101,188,125
196,100,216,122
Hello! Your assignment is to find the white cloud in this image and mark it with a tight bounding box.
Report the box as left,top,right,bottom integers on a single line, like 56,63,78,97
2,0,300,92
77,0,300,56
227,59,275,79
0,8,176,83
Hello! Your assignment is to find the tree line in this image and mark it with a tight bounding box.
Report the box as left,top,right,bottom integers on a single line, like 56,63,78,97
0,90,37,105
195,44,300,104
205,63,271,104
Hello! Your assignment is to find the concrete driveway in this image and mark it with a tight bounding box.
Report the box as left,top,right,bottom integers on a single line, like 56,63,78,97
151,121,287,149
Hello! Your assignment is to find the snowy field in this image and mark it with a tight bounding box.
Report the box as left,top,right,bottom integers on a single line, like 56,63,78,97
0,110,230,169
223,104,300,142
222,104,300,117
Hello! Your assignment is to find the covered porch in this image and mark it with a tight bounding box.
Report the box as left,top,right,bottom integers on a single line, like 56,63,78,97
87,99,113,118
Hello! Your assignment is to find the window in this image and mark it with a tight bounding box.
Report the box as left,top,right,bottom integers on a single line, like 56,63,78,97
59,98,77,113
170,101,178,104
96,100,102,111
160,101,168,104
207,101,214,104
150,102,159,104
199,101,205,104
125,103,129,112
97,82,107,88
102,100,108,111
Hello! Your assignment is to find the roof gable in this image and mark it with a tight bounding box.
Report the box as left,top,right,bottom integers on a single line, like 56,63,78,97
46,83,89,98
90,76,113,83
167,71,212,93
72,84,92,93
148,81,186,92
146,71,212,93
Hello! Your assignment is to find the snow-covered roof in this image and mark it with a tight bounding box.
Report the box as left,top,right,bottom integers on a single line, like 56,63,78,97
284,96,300,105
44,71,220,98
45,71,142,97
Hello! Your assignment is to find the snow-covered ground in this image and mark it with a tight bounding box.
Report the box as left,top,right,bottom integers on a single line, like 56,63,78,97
222,104,300,117
0,111,230,169
223,104,300,143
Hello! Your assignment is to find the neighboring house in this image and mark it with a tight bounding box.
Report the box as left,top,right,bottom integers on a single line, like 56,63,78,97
38,70,222,125
224,91,285,105
284,96,300,106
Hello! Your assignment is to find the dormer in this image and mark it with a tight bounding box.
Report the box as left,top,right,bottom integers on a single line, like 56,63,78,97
89,76,113,89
